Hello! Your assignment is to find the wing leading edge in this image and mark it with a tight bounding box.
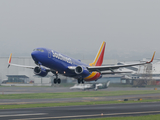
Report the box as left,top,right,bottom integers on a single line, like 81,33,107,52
8,53,35,69
87,52,156,72
7,53,53,72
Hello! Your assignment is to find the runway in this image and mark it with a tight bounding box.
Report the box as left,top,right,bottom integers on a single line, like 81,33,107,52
1,102,160,120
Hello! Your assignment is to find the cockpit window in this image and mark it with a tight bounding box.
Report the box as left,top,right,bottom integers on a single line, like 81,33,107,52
33,49,44,52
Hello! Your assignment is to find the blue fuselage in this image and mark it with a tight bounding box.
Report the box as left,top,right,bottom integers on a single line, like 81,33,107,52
31,48,90,78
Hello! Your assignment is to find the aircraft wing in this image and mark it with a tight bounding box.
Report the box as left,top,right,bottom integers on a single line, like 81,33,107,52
101,71,132,75
8,53,35,69
8,63,35,69
87,52,155,72
8,53,55,73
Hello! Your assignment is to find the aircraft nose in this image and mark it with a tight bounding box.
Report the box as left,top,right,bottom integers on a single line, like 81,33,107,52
31,51,35,57
31,51,38,61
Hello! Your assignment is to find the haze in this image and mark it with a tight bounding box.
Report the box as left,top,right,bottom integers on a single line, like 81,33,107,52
0,0,160,61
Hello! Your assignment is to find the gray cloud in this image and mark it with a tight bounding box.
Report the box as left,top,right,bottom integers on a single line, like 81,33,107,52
0,0,160,60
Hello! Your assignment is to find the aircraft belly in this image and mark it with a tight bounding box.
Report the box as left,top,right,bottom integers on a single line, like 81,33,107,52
43,58,77,77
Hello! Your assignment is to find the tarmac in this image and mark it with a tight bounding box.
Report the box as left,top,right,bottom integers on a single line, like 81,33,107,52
1,102,160,120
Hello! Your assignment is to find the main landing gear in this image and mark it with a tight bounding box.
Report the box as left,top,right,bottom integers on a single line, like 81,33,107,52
54,78,61,84
78,78,84,84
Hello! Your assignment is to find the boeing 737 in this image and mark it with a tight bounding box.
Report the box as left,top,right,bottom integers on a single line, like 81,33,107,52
8,42,155,85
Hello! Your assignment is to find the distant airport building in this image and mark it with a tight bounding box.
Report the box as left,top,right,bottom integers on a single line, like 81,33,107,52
0,57,34,84
2,75,29,84
120,60,160,86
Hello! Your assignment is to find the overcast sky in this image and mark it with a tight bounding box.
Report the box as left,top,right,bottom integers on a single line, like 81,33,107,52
0,0,160,61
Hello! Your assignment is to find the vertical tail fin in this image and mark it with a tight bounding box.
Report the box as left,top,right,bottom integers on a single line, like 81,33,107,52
89,41,106,66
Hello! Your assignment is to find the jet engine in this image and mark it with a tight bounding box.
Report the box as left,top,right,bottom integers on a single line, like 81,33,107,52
75,65,90,77
34,66,48,77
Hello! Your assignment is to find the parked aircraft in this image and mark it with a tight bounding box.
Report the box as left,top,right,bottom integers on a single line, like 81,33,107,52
70,83,95,90
70,81,110,91
8,41,155,85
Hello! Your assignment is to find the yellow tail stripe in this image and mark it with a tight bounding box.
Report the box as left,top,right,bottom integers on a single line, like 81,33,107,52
84,72,97,80
89,41,105,66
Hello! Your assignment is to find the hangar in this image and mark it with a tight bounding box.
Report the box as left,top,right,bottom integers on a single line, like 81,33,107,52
2,75,29,84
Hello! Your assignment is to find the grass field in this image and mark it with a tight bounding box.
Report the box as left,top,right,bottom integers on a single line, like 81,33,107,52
74,114,160,120
0,89,160,119
0,90,160,99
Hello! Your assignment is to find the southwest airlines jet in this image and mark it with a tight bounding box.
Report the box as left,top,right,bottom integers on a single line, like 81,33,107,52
8,42,155,85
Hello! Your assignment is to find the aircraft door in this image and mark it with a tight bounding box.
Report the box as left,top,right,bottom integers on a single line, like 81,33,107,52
48,50,51,58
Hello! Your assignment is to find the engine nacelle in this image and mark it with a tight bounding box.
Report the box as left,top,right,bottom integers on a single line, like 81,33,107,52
34,66,48,77
75,65,90,77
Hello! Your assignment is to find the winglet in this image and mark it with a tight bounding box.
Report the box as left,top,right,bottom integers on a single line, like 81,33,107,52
147,51,155,63
8,53,12,68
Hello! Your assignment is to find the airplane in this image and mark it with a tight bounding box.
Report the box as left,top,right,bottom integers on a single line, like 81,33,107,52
70,81,110,91
8,41,155,85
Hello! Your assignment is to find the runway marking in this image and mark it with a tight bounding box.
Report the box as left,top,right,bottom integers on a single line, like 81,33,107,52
0,113,47,118
12,110,160,120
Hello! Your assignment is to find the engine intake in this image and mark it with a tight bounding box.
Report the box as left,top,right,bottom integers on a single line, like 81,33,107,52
75,65,90,77
75,66,83,74
34,66,48,77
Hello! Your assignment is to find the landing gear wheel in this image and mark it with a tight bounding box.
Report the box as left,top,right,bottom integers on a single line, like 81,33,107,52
82,80,84,84
57,78,61,84
52,72,60,85
78,79,81,84
54,78,57,84
78,78,84,84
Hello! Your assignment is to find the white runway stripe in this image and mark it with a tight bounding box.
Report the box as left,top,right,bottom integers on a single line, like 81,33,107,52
0,113,47,118
12,110,160,120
